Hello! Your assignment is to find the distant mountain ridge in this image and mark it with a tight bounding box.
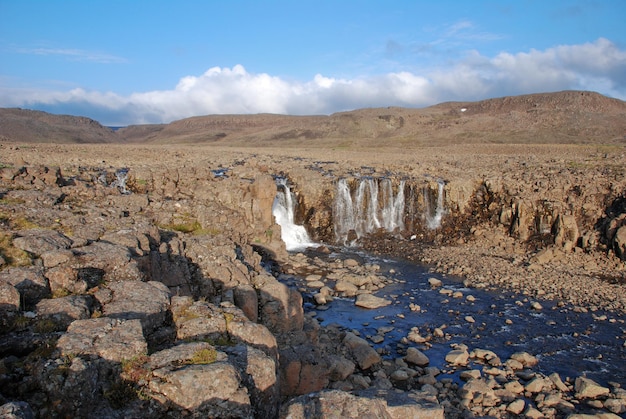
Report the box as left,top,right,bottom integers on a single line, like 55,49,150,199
0,108,119,144
1,91,625,146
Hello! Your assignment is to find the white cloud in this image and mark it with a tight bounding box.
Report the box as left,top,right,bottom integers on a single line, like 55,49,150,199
15,46,127,63
1,38,624,126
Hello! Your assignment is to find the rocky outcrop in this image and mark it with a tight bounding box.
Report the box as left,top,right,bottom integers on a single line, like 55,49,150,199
0,142,625,418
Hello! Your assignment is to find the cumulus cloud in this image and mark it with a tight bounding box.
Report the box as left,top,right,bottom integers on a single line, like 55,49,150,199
1,38,624,126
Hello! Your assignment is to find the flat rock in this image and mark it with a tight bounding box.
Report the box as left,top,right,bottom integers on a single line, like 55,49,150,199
279,389,443,419
355,293,391,309
445,349,470,366
57,317,147,362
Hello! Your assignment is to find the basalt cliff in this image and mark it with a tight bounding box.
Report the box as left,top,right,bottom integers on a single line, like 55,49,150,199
0,91,625,418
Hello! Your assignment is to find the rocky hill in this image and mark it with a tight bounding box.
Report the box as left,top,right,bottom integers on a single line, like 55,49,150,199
2,90,626,146
0,108,119,143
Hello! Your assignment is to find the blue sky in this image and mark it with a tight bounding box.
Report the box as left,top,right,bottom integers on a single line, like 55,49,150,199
1,0,625,126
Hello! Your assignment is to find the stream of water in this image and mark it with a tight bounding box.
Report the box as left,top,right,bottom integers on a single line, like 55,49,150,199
272,178,626,388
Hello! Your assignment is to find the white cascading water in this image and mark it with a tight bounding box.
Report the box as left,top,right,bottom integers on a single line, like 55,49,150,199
334,177,406,244
425,179,446,229
272,178,316,251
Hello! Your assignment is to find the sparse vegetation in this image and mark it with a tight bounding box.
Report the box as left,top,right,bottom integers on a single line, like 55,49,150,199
34,318,63,333
0,231,32,267
121,354,150,382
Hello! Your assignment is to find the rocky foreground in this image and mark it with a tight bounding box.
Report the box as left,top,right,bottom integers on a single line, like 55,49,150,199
0,142,625,418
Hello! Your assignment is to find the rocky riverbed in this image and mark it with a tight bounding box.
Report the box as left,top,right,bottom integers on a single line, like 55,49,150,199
0,142,625,418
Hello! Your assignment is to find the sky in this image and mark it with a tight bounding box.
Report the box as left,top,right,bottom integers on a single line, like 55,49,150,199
1,0,625,126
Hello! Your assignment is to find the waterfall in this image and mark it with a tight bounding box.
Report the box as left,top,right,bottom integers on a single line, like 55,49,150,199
272,178,315,251
334,177,406,245
425,179,446,229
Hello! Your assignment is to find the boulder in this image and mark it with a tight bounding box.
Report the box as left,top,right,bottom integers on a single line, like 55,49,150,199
101,280,171,340
343,332,381,370
149,360,252,417
279,343,331,396
57,317,147,362
70,241,144,282
405,347,430,367
225,344,279,418
35,295,93,330
279,389,444,419
255,273,304,334
575,376,610,399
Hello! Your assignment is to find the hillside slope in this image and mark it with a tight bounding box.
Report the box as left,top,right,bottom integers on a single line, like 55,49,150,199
2,91,625,146
120,90,626,146
0,108,119,143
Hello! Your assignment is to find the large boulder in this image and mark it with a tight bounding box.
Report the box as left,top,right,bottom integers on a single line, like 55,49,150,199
279,389,444,419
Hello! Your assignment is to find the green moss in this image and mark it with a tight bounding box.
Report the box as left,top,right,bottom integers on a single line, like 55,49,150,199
186,348,218,365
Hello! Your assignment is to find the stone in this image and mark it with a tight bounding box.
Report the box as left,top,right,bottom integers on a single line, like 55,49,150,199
405,347,430,367
615,225,626,259
343,331,381,370
0,402,35,419
102,280,171,337
225,344,280,419
525,377,546,393
575,376,610,399
335,280,359,296
0,282,21,310
524,406,544,419
278,389,444,419
279,343,330,396
506,399,525,415
233,283,258,322
328,355,356,381
510,351,538,367
460,369,481,381
549,372,570,392
35,295,93,330
355,293,392,309
428,277,443,288
504,380,525,394
0,266,49,308
12,229,72,256
149,361,252,417
57,317,147,362
255,273,304,334
604,397,626,414
445,349,469,366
